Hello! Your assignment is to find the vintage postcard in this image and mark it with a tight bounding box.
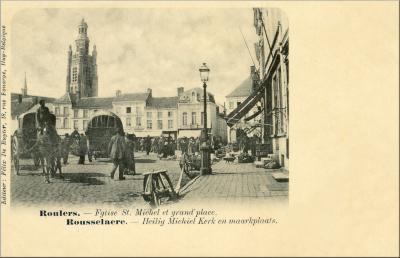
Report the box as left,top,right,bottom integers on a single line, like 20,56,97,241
0,0,398,257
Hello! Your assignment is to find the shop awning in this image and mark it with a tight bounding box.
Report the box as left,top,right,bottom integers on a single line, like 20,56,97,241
178,129,202,139
226,86,264,127
244,107,264,122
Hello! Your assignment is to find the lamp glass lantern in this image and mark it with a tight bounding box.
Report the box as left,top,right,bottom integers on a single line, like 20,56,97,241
199,63,210,83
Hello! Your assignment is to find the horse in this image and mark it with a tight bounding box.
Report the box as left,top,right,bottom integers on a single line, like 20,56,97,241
35,124,63,183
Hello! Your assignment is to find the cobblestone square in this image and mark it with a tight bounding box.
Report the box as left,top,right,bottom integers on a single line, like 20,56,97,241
11,153,288,208
11,152,188,207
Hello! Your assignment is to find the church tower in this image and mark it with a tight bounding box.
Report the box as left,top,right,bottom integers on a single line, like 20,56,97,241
66,19,98,98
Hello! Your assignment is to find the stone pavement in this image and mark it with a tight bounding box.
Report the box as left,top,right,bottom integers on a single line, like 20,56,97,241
11,152,188,208
11,152,288,208
178,161,289,206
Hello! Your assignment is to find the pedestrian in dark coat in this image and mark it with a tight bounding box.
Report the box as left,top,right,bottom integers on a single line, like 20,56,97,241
36,100,50,129
181,137,188,153
144,135,152,155
61,133,71,165
124,134,136,175
108,127,127,180
78,133,88,164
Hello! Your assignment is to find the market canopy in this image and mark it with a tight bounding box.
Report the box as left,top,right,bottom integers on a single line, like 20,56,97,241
226,86,264,127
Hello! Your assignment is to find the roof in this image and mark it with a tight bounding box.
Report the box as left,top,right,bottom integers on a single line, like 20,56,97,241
113,93,150,102
75,97,114,108
53,92,151,108
11,93,55,103
54,93,76,104
180,87,215,103
226,76,252,98
147,96,178,109
11,101,35,119
11,93,56,119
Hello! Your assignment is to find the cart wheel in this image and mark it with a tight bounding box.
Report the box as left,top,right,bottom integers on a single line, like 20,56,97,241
183,162,197,179
12,135,20,175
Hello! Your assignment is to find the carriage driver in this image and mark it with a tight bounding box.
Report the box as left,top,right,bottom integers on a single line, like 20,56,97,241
36,99,51,130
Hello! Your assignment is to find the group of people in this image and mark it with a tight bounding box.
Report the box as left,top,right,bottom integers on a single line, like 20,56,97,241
60,131,91,165
237,134,261,157
136,136,177,158
177,137,201,154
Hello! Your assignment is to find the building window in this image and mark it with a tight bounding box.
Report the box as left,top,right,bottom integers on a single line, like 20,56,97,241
273,69,284,135
136,116,142,127
56,118,61,129
168,111,173,118
237,102,241,106
201,112,204,125
229,101,234,109
182,112,187,126
83,109,89,118
55,107,60,116
126,117,131,127
168,120,173,129
157,112,163,129
63,107,69,116
63,118,69,129
191,112,196,125
126,107,131,113
147,112,152,129
72,67,77,82
73,109,79,118
83,120,88,129
136,106,142,115
73,120,78,129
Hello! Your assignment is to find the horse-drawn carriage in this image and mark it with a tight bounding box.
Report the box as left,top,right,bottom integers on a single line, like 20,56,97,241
11,110,58,176
85,111,123,159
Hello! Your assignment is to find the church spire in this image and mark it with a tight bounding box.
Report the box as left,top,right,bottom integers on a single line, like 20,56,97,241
21,72,28,96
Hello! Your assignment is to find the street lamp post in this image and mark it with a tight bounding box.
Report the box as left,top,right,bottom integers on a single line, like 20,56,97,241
199,63,212,175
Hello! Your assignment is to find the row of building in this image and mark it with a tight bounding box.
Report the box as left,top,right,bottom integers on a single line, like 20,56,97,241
225,8,289,168
12,9,289,169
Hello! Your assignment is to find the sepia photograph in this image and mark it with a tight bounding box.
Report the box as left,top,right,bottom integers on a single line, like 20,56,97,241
9,8,289,208
1,1,398,257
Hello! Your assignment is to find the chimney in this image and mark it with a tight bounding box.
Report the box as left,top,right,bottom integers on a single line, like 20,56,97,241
116,90,121,97
177,87,184,97
146,88,152,97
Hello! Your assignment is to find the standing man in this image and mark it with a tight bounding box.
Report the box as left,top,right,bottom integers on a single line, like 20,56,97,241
124,134,136,175
36,99,50,129
78,133,88,164
108,127,127,180
144,135,151,155
61,133,71,165
85,132,92,162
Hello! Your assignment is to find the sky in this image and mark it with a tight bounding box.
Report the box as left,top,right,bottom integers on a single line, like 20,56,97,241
11,8,259,105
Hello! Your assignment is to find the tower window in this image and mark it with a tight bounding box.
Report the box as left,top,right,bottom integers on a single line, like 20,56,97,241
72,67,78,82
